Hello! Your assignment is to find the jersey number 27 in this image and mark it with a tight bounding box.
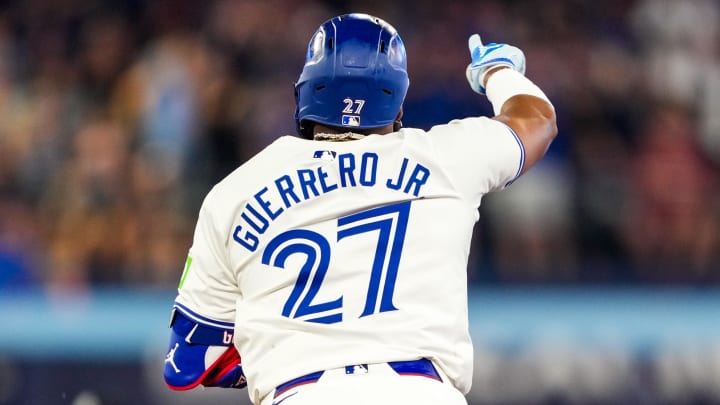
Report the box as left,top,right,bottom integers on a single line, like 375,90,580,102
261,201,411,324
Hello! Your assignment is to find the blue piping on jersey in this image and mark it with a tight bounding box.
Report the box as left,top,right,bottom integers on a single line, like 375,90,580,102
274,371,324,398
174,302,235,329
497,121,526,187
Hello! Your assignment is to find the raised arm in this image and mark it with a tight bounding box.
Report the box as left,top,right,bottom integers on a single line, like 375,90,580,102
466,34,558,174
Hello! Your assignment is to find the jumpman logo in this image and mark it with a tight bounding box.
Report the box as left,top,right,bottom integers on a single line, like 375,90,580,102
165,343,181,373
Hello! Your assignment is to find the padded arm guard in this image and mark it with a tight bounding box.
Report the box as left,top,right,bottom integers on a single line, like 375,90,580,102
163,303,247,390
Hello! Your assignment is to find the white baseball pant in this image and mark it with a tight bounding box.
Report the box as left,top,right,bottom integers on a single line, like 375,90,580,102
261,359,468,405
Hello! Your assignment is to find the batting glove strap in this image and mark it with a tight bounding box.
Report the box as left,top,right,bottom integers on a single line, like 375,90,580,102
170,303,235,346
164,305,247,390
466,34,526,95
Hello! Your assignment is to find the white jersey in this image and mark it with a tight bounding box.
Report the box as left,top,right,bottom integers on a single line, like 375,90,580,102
175,116,524,404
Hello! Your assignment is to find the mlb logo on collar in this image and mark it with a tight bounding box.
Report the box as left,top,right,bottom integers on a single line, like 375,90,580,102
313,150,336,160
342,115,361,126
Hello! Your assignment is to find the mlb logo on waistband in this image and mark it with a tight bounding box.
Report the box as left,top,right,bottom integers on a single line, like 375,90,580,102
345,364,368,375
342,115,361,126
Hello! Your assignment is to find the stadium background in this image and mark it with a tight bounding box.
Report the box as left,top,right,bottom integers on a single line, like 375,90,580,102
0,0,718,404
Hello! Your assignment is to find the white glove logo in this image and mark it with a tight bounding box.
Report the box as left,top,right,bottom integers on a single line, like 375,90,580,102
165,342,181,373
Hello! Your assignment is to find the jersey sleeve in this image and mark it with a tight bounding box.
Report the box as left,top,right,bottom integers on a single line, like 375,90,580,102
164,188,246,390
175,188,239,323
427,117,525,203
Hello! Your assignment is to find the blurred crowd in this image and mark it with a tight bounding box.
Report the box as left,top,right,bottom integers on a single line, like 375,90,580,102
0,0,718,291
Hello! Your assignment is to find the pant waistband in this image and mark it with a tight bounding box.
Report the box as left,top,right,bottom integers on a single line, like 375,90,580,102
274,358,442,398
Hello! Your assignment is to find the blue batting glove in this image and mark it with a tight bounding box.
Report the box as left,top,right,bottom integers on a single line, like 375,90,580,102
465,34,526,95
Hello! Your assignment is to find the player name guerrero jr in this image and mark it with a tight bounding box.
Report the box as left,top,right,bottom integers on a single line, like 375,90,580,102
233,151,430,252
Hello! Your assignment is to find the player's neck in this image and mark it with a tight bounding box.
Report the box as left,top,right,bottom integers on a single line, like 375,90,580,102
313,123,394,139
313,132,368,142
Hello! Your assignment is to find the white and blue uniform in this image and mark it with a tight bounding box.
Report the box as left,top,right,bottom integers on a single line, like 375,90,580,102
172,116,524,404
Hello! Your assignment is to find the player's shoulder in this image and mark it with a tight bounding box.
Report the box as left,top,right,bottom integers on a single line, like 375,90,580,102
430,116,495,132
425,116,517,141
217,136,299,182
203,136,300,207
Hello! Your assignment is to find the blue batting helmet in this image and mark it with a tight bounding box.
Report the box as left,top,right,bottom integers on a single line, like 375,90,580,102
294,13,409,139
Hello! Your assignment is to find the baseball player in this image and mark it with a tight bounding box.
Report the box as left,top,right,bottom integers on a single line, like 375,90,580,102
163,13,556,405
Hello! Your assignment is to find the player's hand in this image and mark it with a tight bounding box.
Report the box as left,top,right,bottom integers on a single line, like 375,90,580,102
465,34,526,95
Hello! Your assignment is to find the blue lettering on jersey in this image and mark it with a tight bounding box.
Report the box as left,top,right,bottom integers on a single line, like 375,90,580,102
337,153,357,187
255,187,283,220
359,153,378,186
297,169,321,200
276,175,301,207
386,158,430,197
232,153,431,252
317,165,338,193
